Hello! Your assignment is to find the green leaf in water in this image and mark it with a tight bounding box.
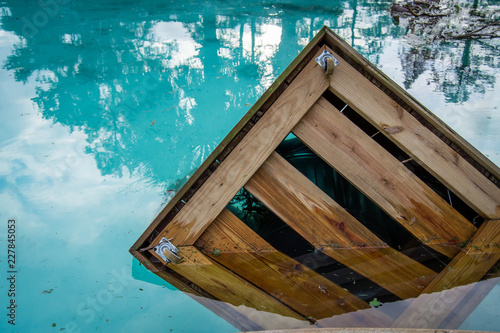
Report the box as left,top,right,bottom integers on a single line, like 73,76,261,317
369,298,382,307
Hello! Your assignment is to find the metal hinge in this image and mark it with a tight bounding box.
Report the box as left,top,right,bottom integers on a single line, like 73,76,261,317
154,237,182,264
315,50,339,75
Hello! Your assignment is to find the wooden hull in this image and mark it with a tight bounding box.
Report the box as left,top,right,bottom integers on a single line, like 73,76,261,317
130,27,500,331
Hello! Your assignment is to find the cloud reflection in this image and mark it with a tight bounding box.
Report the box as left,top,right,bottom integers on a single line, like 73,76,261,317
147,21,203,69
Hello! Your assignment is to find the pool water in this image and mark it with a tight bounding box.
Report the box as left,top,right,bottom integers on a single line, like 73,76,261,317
0,0,499,332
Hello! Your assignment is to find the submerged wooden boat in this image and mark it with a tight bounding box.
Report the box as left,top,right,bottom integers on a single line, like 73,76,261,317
130,26,500,331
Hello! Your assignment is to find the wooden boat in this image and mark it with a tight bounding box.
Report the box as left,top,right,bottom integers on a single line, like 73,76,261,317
130,26,500,331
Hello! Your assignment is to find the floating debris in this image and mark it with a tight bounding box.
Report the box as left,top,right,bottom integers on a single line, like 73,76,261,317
369,298,382,308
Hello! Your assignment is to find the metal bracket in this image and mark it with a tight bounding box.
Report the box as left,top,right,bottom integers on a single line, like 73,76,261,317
315,50,339,75
154,237,182,264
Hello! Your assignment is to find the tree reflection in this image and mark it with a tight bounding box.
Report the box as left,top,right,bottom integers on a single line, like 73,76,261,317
398,40,498,103
2,0,494,193
395,0,499,103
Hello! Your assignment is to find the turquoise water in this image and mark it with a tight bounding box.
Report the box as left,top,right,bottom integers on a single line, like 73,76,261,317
0,0,499,332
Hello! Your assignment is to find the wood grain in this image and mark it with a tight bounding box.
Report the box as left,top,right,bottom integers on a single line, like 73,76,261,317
293,97,476,257
147,48,330,250
392,220,500,328
326,46,500,219
245,152,436,299
130,28,328,255
131,26,500,330
322,28,500,184
195,208,372,321
166,245,307,323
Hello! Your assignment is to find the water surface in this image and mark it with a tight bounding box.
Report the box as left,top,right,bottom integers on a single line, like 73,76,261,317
0,0,499,332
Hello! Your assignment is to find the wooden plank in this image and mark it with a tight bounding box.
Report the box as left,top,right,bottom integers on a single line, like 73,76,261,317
293,97,476,257
132,253,272,331
130,249,164,273
392,220,500,328
147,48,330,249
195,208,373,321
322,27,500,184
245,152,436,299
130,29,328,254
405,220,500,293
325,46,500,219
163,245,308,325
